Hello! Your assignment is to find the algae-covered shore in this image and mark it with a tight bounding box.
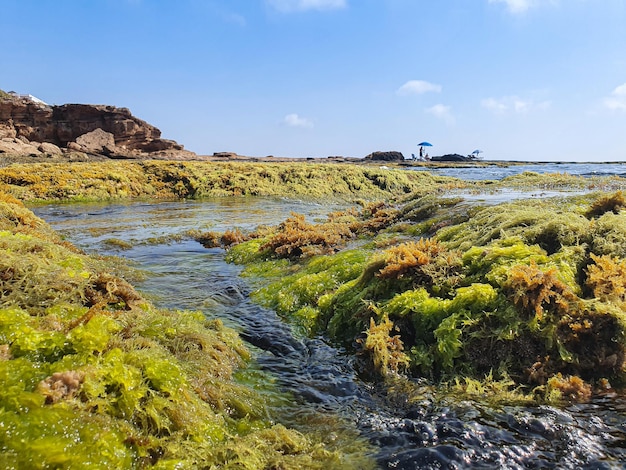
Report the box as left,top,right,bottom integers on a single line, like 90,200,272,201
2,159,626,468
224,189,626,401
1,161,402,469
0,196,376,468
0,160,468,202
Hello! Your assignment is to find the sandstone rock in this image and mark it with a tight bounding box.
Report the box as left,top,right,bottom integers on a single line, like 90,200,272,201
0,123,16,139
0,93,194,159
364,151,405,162
75,128,116,154
0,137,41,155
38,142,62,154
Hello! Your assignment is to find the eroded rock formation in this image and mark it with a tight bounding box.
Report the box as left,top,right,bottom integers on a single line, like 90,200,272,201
0,92,194,159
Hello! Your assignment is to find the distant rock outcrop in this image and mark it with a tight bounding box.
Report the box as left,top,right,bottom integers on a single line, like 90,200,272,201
364,151,405,162
0,92,194,159
430,154,470,162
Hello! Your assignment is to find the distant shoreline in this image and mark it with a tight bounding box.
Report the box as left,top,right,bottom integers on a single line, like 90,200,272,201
1,151,625,168
192,155,626,167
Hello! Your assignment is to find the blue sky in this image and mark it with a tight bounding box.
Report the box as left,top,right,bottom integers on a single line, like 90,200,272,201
1,0,625,161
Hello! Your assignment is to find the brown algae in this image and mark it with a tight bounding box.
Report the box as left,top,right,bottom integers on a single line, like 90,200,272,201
0,192,376,468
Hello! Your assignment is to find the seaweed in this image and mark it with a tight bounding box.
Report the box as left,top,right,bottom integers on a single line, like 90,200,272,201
358,315,410,377
0,192,376,468
85,272,143,310
543,373,592,402
350,201,402,234
589,211,626,258
377,239,463,296
0,160,465,203
585,190,626,218
193,227,251,249
553,297,626,377
224,189,626,401
250,249,370,335
438,199,592,255
260,213,354,259
503,262,576,321
585,253,626,304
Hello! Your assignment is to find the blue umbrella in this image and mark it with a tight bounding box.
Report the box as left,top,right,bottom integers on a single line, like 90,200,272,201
418,142,433,147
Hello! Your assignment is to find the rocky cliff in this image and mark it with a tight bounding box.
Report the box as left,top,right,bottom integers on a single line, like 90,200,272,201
0,92,195,160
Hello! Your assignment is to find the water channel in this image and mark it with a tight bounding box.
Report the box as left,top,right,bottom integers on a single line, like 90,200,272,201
31,192,626,469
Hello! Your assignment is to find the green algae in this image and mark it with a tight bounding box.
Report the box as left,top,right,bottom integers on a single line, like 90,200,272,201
5,160,626,465
0,160,466,203
242,248,371,336
0,407,133,469
0,192,376,468
589,211,626,257
224,189,626,403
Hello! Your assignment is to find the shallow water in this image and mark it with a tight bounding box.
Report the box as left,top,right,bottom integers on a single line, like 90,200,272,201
32,192,626,469
408,162,626,181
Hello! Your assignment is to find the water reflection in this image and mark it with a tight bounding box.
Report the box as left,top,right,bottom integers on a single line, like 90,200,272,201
450,189,587,205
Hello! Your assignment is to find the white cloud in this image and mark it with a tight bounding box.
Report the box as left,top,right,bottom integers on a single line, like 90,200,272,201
283,113,314,128
426,104,455,125
397,80,442,96
266,0,347,13
482,95,550,114
604,83,626,111
488,0,557,14
481,97,508,113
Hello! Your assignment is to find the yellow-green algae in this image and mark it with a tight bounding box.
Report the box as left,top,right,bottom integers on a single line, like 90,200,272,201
0,160,465,203
0,192,375,469
226,190,626,403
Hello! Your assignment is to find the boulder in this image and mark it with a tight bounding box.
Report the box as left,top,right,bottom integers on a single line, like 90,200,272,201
364,151,405,162
0,137,41,155
75,128,116,154
66,142,82,151
38,142,62,155
430,154,469,162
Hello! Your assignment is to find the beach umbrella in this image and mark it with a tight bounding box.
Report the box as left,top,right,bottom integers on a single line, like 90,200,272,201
418,142,433,147
471,149,482,155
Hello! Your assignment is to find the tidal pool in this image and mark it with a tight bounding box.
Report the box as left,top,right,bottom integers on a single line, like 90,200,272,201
32,196,626,469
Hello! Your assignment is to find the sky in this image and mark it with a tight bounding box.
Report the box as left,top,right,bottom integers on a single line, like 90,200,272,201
1,0,625,162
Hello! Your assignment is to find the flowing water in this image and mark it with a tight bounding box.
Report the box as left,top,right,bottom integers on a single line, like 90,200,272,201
31,171,626,469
